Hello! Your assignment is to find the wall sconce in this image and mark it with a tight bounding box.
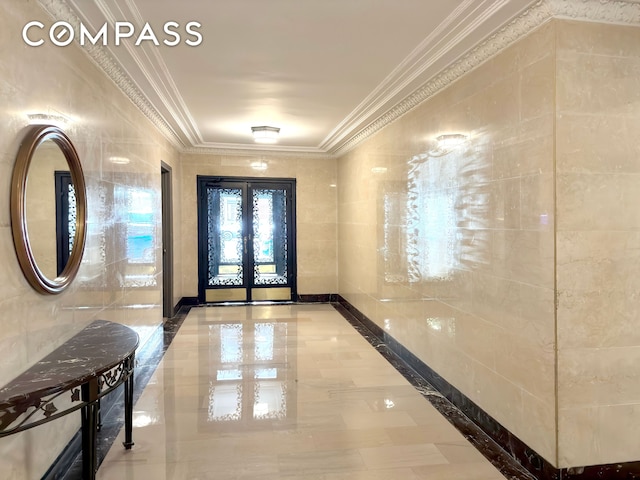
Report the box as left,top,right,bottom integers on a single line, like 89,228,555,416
109,156,130,165
27,112,71,128
429,133,467,157
250,160,268,171
251,126,280,144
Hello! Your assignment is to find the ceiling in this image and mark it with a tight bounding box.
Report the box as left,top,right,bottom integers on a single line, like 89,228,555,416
64,0,537,156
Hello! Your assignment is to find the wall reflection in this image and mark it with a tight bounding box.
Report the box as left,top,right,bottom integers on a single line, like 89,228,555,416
78,179,159,291
407,152,459,282
380,182,409,284
381,141,490,286
204,320,295,429
117,185,157,288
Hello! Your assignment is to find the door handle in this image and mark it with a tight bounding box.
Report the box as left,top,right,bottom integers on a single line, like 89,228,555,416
243,236,248,255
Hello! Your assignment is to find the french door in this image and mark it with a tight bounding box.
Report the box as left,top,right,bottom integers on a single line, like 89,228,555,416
197,177,296,303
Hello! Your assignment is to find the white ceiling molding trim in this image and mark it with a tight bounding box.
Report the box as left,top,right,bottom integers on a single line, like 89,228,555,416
332,0,640,156
549,0,640,24
182,146,334,159
37,0,640,159
37,0,186,149
319,0,516,153
92,0,204,146
330,1,551,155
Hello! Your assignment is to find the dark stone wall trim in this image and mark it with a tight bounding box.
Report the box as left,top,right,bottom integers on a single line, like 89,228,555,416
297,294,338,303
42,431,81,479
45,304,194,480
46,297,640,479
333,295,640,480
176,296,199,309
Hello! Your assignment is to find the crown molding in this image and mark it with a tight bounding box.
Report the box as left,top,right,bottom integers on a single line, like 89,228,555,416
331,0,640,157
91,0,203,146
37,0,336,158
38,0,640,159
37,0,186,150
550,0,640,23
319,0,516,153
181,145,335,159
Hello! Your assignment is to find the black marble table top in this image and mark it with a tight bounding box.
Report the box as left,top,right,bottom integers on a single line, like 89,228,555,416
0,320,139,412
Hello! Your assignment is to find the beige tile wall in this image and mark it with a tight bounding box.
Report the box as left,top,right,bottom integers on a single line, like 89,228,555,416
0,0,180,477
338,22,559,465
556,20,640,467
179,154,337,297
339,17,640,470
2,2,638,476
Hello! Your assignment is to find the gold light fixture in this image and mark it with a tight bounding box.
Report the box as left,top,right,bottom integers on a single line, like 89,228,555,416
251,126,280,144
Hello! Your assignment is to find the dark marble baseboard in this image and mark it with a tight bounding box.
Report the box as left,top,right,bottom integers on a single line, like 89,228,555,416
45,305,192,480
175,296,199,310
333,295,640,480
188,293,336,306
43,431,81,480
46,297,640,479
297,293,338,303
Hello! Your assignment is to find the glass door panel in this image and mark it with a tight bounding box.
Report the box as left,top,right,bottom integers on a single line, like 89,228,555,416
198,177,296,303
253,188,288,286
208,187,244,286
201,183,247,302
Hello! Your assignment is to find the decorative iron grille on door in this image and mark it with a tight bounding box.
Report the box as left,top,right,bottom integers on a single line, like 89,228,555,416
197,177,296,303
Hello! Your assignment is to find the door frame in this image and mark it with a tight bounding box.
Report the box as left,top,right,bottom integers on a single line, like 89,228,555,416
197,175,297,304
161,162,174,318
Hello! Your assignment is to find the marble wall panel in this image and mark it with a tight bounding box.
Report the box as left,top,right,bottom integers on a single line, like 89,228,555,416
338,22,557,465
178,154,337,297
0,0,180,476
556,20,640,468
338,24,556,462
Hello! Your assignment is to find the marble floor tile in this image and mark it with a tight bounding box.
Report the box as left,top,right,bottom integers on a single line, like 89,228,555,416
386,424,467,445
358,443,449,469
436,441,492,464
95,304,516,479
412,462,508,480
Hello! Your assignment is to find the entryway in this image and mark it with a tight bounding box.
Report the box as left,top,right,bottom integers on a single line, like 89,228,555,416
197,176,297,303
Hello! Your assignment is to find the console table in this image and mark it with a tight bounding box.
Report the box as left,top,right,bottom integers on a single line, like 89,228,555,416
0,320,139,480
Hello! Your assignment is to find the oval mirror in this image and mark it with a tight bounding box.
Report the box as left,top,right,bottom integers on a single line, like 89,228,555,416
11,125,87,294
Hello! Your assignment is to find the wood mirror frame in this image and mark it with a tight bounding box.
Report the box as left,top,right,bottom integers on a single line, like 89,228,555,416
10,125,87,294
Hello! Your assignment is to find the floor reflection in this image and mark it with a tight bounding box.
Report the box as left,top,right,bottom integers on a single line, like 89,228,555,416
95,305,517,480
203,317,295,428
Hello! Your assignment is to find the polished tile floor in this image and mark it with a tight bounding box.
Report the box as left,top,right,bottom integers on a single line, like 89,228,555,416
96,304,507,479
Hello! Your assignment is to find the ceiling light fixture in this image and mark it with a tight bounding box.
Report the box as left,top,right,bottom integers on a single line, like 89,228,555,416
251,126,280,144
429,133,468,157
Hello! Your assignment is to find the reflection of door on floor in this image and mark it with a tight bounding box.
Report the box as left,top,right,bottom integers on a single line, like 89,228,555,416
197,176,297,303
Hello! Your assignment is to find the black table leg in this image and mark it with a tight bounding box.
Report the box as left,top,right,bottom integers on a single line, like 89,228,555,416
122,353,135,449
81,381,99,480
